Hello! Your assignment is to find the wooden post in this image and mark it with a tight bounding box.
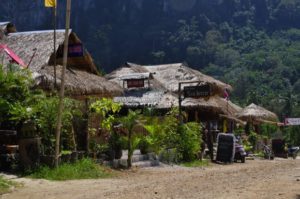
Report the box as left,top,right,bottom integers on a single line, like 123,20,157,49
53,5,57,88
178,82,183,124
85,98,89,153
195,110,199,122
55,0,72,168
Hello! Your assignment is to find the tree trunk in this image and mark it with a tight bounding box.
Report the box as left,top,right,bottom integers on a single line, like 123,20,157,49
54,0,72,168
127,131,132,168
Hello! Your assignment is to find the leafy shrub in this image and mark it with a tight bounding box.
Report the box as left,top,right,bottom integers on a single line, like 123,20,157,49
177,122,202,162
119,110,142,168
248,131,258,152
35,97,81,154
89,98,122,158
0,64,35,129
143,117,165,155
159,108,202,162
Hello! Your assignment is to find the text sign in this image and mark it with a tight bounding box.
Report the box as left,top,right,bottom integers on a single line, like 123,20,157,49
68,44,84,57
183,84,211,98
57,44,84,58
127,79,144,88
285,118,300,126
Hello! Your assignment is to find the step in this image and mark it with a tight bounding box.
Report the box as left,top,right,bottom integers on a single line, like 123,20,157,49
132,160,160,168
103,153,159,168
121,152,156,163
121,150,141,156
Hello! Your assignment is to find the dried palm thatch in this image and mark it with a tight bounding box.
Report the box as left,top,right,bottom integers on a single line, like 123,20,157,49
107,62,239,113
106,62,232,94
0,29,122,97
35,65,123,98
2,30,97,73
236,103,278,122
114,89,177,109
182,96,241,116
106,63,165,90
144,62,232,96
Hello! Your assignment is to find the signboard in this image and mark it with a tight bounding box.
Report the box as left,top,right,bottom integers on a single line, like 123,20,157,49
183,84,211,98
57,44,84,58
216,133,235,163
68,44,84,57
285,118,300,126
127,79,144,88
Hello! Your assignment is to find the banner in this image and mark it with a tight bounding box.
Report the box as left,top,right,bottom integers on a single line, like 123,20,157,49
285,118,300,126
45,0,56,7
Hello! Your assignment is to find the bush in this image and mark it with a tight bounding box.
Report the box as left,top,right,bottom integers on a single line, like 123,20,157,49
36,97,81,154
0,64,34,129
248,131,258,151
160,108,203,162
177,122,202,162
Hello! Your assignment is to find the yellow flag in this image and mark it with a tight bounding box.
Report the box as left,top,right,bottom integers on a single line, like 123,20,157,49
45,0,56,7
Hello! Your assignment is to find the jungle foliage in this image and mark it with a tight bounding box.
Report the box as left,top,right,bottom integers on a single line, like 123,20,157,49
2,0,300,119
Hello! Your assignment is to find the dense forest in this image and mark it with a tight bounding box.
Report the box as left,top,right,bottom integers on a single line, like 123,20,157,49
1,0,300,119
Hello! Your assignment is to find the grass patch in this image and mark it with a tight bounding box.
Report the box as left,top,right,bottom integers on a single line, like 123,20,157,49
0,176,18,194
29,158,115,181
181,159,210,167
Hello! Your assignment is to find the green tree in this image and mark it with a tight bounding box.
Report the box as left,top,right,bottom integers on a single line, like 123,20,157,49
120,110,142,168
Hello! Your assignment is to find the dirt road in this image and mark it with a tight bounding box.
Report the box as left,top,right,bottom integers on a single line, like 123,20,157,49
1,158,300,199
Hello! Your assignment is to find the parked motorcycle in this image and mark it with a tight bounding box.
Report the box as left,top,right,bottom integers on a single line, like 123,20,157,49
234,142,247,163
233,136,247,163
287,145,299,159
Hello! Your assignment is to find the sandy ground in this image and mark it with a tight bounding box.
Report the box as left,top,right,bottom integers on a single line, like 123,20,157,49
1,158,300,199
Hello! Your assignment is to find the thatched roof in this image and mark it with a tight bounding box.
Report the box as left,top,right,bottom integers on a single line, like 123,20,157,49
35,65,123,98
0,29,122,97
2,30,97,73
143,63,232,95
114,89,178,109
236,103,278,122
106,63,165,90
107,62,241,115
113,87,241,115
120,72,153,80
182,96,242,116
107,62,232,96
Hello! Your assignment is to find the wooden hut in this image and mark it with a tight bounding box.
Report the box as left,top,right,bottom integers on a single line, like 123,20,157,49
106,62,242,128
0,26,123,152
236,103,279,124
0,28,122,98
106,62,176,111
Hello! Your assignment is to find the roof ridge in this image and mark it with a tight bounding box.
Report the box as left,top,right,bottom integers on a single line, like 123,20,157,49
8,29,72,36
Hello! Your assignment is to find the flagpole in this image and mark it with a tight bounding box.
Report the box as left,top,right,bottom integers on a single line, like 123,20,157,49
53,4,57,88
55,0,71,168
